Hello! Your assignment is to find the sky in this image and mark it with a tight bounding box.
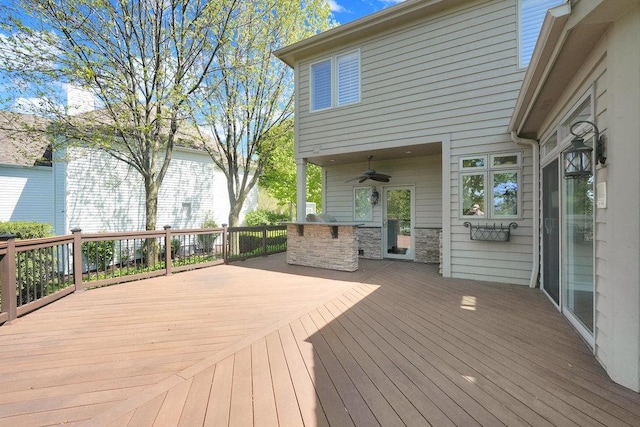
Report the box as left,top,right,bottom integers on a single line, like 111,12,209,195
328,0,406,24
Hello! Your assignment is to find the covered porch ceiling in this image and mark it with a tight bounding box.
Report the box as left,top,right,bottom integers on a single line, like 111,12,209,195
305,141,442,167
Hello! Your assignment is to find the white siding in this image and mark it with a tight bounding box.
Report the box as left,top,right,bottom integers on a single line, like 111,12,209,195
0,164,53,225
64,147,145,232
61,147,254,233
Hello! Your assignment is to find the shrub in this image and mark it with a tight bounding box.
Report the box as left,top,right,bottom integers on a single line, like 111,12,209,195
0,222,54,305
82,240,115,270
244,209,289,226
198,217,219,252
0,221,52,239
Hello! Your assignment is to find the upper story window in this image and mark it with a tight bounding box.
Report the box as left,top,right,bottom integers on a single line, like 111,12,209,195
460,153,522,219
519,0,565,68
310,49,360,111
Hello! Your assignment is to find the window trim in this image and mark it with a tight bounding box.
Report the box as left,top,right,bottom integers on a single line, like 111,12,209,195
353,186,373,222
309,49,361,112
459,152,522,219
310,58,332,112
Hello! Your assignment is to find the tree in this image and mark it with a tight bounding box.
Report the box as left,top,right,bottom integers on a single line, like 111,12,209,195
259,119,321,212
0,0,238,264
196,0,332,226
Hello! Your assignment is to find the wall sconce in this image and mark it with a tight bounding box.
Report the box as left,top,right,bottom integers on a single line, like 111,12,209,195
563,120,606,179
371,187,379,205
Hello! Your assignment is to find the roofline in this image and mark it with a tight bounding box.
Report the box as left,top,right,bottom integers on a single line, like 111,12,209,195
508,3,572,136
509,0,639,138
274,0,469,67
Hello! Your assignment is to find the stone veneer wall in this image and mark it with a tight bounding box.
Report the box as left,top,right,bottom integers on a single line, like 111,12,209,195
355,227,382,259
415,228,442,264
286,223,359,272
439,230,443,274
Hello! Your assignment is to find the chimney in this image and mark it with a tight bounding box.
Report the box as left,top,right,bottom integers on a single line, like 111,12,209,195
67,84,95,116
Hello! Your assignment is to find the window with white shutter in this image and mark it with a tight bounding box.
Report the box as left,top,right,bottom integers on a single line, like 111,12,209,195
519,0,564,68
336,51,360,106
309,50,360,111
311,59,332,111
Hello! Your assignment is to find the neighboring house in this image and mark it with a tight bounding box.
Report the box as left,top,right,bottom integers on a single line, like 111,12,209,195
276,0,640,392
509,0,640,392
0,108,256,233
0,111,55,225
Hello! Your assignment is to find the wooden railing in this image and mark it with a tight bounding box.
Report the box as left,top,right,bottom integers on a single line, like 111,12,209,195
0,225,287,324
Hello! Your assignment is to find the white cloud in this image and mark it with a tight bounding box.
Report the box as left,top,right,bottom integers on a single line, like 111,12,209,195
380,0,406,4
326,0,346,13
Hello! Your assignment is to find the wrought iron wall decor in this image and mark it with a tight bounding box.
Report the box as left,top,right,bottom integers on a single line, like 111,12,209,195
463,222,518,242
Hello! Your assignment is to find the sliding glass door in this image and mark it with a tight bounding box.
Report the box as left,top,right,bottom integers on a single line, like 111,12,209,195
542,155,594,342
562,167,594,335
542,160,560,305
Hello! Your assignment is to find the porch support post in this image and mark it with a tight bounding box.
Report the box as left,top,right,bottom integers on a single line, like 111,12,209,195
296,158,307,221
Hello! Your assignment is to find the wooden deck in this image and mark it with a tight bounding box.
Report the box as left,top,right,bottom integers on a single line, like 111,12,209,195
0,254,639,426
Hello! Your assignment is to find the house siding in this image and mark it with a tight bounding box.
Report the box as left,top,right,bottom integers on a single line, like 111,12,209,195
297,0,534,284
0,164,54,226
324,156,442,227
602,5,640,391
295,0,521,157
527,2,640,391
58,147,253,234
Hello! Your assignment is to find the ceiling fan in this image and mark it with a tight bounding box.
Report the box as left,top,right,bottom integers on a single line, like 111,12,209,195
345,156,391,183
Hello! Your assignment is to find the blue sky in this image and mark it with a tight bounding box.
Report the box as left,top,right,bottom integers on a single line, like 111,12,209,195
328,0,405,24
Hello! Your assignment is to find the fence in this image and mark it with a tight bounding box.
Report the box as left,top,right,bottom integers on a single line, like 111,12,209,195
0,224,287,324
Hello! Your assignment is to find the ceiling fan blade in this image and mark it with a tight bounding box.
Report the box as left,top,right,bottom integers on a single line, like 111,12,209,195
345,176,363,183
371,176,390,182
359,177,368,183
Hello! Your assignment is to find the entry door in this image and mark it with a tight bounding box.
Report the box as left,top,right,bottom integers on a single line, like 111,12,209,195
542,159,560,305
383,187,414,260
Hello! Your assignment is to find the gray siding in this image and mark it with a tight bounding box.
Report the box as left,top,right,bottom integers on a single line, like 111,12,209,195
324,156,442,228
296,0,522,157
297,0,534,284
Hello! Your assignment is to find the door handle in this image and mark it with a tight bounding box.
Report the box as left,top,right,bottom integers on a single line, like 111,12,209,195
382,220,387,228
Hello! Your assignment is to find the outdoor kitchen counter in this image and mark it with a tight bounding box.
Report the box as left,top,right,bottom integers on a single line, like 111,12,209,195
285,222,362,272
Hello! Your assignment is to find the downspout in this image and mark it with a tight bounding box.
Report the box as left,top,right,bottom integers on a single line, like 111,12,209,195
511,131,540,289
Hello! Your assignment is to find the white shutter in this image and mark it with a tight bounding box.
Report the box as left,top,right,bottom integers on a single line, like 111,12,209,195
519,0,564,67
311,59,332,111
336,51,360,106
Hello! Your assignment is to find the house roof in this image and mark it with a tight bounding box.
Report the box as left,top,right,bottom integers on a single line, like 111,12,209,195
509,0,636,139
0,111,52,166
274,0,469,67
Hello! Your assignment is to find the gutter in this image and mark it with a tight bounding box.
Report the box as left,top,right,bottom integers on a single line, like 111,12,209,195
511,131,540,289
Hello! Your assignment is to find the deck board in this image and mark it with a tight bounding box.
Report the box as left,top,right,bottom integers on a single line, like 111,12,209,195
0,254,639,426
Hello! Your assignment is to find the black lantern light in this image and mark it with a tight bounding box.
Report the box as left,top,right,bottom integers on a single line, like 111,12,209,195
371,187,379,205
563,120,606,179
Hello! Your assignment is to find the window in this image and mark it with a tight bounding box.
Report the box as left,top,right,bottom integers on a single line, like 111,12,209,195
310,50,360,111
519,0,565,67
354,187,373,221
460,153,521,218
311,59,331,111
